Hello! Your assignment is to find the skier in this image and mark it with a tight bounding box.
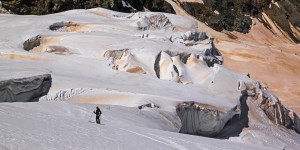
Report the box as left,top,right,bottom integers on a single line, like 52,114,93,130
93,106,102,124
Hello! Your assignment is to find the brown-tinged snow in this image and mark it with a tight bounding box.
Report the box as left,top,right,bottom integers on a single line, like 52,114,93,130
0,8,300,150
164,0,300,114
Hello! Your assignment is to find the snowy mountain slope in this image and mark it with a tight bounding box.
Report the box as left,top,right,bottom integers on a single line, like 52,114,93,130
0,8,300,150
0,102,271,150
0,8,237,110
164,0,300,113
2,0,300,111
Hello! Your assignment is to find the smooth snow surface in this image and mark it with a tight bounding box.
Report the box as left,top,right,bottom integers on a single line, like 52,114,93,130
0,102,270,150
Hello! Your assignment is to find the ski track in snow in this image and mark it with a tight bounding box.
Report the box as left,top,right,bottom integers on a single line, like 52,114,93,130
119,128,187,150
0,102,271,150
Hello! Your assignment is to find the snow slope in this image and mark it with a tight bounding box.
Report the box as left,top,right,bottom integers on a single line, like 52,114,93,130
164,0,300,113
0,8,300,150
0,102,270,150
0,8,238,110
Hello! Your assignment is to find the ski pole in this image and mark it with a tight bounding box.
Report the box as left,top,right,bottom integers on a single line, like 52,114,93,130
99,114,102,124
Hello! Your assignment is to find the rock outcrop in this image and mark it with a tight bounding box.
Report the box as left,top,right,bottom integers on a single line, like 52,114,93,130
2,0,300,42
178,0,263,33
0,0,174,15
260,1,300,43
49,21,80,32
0,74,52,102
176,101,239,137
0,1,10,14
23,35,42,51
176,0,300,42
202,38,223,67
0,8,9,14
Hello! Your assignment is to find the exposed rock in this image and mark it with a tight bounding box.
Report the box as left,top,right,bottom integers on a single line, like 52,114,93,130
138,103,160,109
178,1,262,33
177,0,300,42
176,101,239,137
141,0,175,14
171,31,208,46
0,0,174,15
137,13,175,30
0,74,52,102
23,35,65,53
3,0,300,42
23,35,42,51
0,0,10,14
239,80,300,134
0,7,9,14
49,21,80,32
260,1,300,43
202,38,223,67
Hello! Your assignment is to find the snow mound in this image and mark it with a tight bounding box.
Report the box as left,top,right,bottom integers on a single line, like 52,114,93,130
103,39,223,85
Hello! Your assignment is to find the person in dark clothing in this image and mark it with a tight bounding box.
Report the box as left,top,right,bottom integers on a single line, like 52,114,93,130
93,106,102,124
